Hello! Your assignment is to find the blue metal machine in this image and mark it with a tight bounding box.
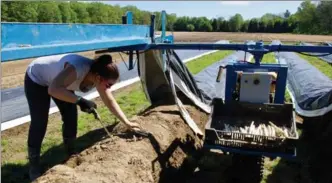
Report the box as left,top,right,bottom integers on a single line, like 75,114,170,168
2,10,332,183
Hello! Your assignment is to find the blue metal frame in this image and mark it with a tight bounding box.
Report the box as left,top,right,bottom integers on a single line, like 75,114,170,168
204,145,297,160
2,10,331,62
126,11,133,24
161,10,167,72
123,11,134,70
148,43,332,54
1,22,151,62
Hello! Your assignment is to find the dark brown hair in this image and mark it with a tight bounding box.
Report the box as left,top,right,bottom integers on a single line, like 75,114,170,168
90,54,119,80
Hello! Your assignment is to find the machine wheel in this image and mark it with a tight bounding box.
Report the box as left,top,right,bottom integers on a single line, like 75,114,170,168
227,154,264,183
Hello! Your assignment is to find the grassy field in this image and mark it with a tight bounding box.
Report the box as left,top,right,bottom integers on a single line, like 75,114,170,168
1,50,233,183
186,51,233,74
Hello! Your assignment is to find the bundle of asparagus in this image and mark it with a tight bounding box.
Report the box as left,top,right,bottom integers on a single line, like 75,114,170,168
223,121,290,138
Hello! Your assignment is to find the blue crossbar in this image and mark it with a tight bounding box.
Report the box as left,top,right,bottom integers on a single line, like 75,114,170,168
1,23,151,62
2,9,331,62
148,43,332,53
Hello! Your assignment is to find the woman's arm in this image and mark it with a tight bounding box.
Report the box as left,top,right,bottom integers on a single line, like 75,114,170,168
48,63,80,103
96,84,141,129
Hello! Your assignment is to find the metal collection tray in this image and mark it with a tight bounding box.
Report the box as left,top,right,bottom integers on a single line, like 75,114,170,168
204,98,299,156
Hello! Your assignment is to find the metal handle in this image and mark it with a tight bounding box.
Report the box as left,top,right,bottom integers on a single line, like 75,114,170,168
92,108,101,120
216,66,224,83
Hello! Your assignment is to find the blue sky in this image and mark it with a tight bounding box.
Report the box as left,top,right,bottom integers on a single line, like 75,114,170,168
103,1,302,20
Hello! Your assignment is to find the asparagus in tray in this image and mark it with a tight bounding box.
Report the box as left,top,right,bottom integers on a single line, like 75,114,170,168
223,121,291,138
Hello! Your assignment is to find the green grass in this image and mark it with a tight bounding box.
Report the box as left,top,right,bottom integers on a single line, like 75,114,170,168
261,52,277,64
1,50,233,183
186,51,233,74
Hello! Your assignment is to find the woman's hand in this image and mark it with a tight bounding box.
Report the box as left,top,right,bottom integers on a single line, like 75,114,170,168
124,121,142,131
96,84,141,132
76,97,97,113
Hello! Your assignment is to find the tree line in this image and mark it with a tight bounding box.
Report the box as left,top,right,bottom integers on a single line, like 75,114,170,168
1,0,331,35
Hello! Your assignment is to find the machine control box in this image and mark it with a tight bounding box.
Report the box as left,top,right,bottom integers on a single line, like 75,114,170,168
239,72,272,103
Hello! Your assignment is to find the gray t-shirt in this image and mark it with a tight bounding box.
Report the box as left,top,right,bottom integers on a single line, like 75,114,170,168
27,54,94,92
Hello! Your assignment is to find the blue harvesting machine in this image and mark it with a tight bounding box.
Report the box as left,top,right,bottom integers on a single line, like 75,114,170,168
2,10,332,183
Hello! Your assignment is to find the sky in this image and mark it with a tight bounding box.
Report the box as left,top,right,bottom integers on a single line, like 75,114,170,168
103,1,303,20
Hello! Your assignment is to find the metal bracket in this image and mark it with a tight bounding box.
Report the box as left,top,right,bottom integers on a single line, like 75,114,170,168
123,11,134,70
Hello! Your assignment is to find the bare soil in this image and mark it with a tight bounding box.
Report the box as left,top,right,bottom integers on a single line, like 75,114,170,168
1,51,129,89
3,32,332,89
34,102,217,183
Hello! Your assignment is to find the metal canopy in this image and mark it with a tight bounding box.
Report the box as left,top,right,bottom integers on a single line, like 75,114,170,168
1,10,332,62
1,23,151,61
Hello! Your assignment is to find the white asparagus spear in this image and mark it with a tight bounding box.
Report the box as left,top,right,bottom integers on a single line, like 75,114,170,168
283,128,289,138
250,121,255,134
265,124,270,136
269,121,287,137
267,125,271,136
270,125,275,137
261,124,266,136
257,124,262,136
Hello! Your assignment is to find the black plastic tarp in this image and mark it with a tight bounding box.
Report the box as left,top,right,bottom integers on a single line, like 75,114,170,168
272,40,332,117
300,42,332,64
193,51,253,103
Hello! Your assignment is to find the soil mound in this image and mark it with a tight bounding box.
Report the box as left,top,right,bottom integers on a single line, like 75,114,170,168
35,104,211,183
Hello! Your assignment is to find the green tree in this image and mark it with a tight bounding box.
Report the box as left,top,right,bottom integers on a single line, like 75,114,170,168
258,21,267,32
216,17,224,31
196,17,212,32
70,2,90,23
211,18,220,32
240,20,249,32
37,1,62,23
284,10,291,18
186,24,195,32
266,21,274,33
174,16,189,31
316,1,332,34
108,5,123,24
3,1,38,22
86,2,109,24
261,13,282,22
1,2,9,21
221,20,230,32
273,20,282,33
228,13,243,32
295,0,318,34
166,13,177,31
58,2,72,23
248,19,259,32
